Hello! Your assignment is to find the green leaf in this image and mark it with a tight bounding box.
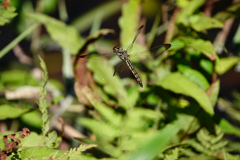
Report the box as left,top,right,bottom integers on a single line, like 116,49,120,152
168,39,185,51
188,39,215,59
92,85,116,105
0,16,9,25
79,118,119,142
20,110,42,128
214,3,240,22
45,131,60,148
91,101,123,127
126,124,179,160
174,114,200,133
43,0,58,13
87,56,130,108
126,108,162,130
0,70,39,89
120,131,158,155
189,14,223,31
78,144,97,152
199,59,213,75
0,104,30,120
75,137,121,157
207,80,220,106
158,72,214,115
0,6,17,26
126,86,140,107
164,148,179,160
48,79,65,92
179,37,216,59
2,6,17,18
215,57,240,75
27,13,82,54
180,154,220,160
119,0,142,49
178,65,210,90
219,118,240,136
21,132,44,148
233,22,240,45
21,147,61,159
176,0,205,25
146,93,159,105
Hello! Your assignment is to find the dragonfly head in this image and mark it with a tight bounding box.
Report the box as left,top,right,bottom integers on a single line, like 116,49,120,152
113,45,119,52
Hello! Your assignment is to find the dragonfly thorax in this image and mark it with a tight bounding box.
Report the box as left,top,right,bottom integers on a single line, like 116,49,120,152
113,45,129,61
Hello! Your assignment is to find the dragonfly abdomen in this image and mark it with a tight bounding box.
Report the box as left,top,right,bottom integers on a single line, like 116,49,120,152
125,59,143,87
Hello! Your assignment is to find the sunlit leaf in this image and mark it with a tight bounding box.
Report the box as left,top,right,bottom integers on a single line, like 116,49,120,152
176,0,205,25
219,118,240,136
43,0,58,14
27,13,82,54
189,14,224,31
126,108,162,130
188,39,215,59
87,57,123,94
168,39,185,51
21,132,44,147
214,3,240,22
75,137,121,157
178,65,210,90
176,114,201,136
79,118,120,142
0,16,9,25
119,0,143,51
178,98,190,108
0,70,39,89
86,56,133,109
91,101,123,127
126,124,179,160
126,85,140,107
21,147,62,159
20,110,42,128
199,59,213,75
0,104,30,120
164,148,179,160
215,57,240,75
158,72,214,115
207,80,220,106
0,6,17,26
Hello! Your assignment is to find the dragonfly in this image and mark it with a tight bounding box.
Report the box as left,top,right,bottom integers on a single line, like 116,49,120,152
112,25,171,87
79,25,171,87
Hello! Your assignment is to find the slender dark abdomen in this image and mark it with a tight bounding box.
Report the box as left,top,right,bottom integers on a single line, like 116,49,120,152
125,59,143,87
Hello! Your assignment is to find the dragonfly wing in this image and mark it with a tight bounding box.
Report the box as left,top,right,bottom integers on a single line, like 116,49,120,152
113,61,124,76
129,43,171,61
78,52,120,64
126,25,144,53
152,43,171,59
78,51,122,75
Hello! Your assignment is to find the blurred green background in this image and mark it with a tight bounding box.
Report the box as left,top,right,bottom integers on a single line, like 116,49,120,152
0,0,240,159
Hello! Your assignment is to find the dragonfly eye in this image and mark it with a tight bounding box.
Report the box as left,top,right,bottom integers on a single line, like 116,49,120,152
113,45,119,51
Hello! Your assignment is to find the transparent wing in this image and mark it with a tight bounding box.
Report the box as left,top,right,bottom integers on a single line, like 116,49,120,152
78,51,122,71
129,43,171,61
113,61,125,76
126,25,144,54
79,43,171,67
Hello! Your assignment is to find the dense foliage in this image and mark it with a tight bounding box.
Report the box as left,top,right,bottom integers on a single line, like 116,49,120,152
0,0,240,159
